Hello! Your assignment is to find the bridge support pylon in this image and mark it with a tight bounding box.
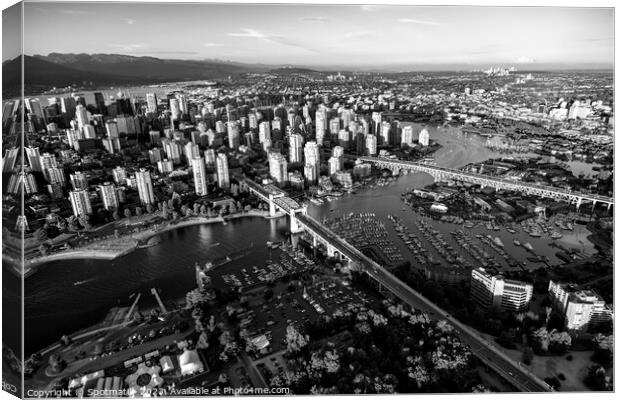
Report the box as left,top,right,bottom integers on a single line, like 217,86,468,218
268,194,276,217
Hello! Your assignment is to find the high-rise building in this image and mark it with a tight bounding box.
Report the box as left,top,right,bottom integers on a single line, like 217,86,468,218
70,171,89,190
303,163,318,185
135,169,155,204
289,133,304,163
69,189,92,217
157,159,174,174
2,147,19,173
61,97,77,118
366,135,377,156
25,146,42,172
548,281,613,331
112,166,127,185
105,121,120,138
268,152,288,185
82,124,97,139
470,268,533,312
329,117,340,135
47,167,66,186
227,121,240,150
259,121,271,144
338,129,350,149
332,146,345,158
149,130,161,145
162,139,182,164
99,182,119,210
303,141,321,178
216,153,230,189
328,156,342,175
149,148,163,165
371,112,382,135
204,149,216,168
75,104,89,129
184,142,200,162
94,92,106,114
380,121,391,145
146,93,158,114
116,115,137,134
401,125,414,147
191,157,208,196
169,98,181,120
7,171,38,195
418,128,430,147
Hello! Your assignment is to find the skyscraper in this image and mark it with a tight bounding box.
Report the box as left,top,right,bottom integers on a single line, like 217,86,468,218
191,157,208,196
227,121,240,150
75,104,89,129
99,182,119,210
146,93,158,114
70,172,89,190
25,146,42,172
401,125,414,147
94,92,106,114
170,98,181,120
269,152,288,185
303,141,321,180
289,133,304,163
69,189,92,217
105,121,120,138
418,128,430,147
2,147,18,173
259,121,271,144
135,169,155,204
365,134,377,156
47,167,66,187
216,153,230,189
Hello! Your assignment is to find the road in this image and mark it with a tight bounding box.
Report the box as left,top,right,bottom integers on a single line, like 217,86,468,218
297,214,552,392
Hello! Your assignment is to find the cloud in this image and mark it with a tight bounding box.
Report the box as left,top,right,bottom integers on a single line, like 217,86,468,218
57,9,93,15
301,17,329,23
516,56,535,63
203,43,225,47
110,44,147,51
343,31,372,38
397,18,442,26
360,5,378,11
125,18,136,25
227,28,318,53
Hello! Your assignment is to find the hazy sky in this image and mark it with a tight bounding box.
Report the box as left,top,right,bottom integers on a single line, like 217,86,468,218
11,2,615,67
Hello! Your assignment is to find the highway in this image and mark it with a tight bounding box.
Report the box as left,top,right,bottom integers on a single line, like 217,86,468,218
358,156,613,206
297,213,553,392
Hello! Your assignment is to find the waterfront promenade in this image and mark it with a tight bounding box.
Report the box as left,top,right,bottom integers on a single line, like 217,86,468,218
19,209,278,278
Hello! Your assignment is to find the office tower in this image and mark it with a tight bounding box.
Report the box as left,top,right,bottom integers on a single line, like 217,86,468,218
105,121,120,138
272,117,283,132
25,98,44,120
99,182,119,210
365,134,377,156
303,141,320,172
82,124,96,139
338,129,350,149
149,148,163,165
215,120,226,133
2,147,18,173
328,156,342,176
329,117,340,135
227,121,240,150
184,142,200,162
112,166,127,185
340,109,354,128
332,146,344,158
116,115,137,134
269,152,288,185
170,98,181,120
548,281,613,331
69,189,93,217
75,104,89,129
287,109,296,132
248,113,258,130
157,159,174,174
146,93,158,114
25,146,42,172
371,112,382,135
149,130,161,145
380,121,391,145
216,153,230,189
401,125,414,147
7,171,38,195
190,130,201,145
94,92,106,114
204,149,216,168
259,121,271,144
162,138,182,164
470,268,533,312
47,167,66,186
303,163,318,185
176,93,188,115
418,127,430,147
61,97,77,118
289,133,304,163
70,172,89,190
102,138,121,154
191,157,208,196
135,169,155,204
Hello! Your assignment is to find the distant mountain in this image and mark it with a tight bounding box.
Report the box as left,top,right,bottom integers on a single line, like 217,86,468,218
3,55,136,98
35,53,267,80
269,66,318,74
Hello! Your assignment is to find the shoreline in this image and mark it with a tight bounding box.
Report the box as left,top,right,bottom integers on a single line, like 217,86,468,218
18,210,283,279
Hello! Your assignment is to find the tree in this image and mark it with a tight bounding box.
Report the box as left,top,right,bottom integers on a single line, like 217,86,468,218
193,203,201,215
124,209,132,219
48,354,66,373
146,204,154,214
592,334,613,367
286,324,309,354
135,207,143,216
522,347,534,365
112,211,120,221
584,365,612,391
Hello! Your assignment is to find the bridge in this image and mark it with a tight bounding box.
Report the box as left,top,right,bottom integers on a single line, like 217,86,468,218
242,178,552,392
358,156,613,209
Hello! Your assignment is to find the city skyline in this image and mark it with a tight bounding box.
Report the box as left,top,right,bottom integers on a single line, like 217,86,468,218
2,1,614,68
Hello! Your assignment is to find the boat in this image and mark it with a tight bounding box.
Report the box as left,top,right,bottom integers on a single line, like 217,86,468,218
551,231,563,239
513,239,521,246
529,229,541,237
493,237,505,247
523,242,534,251
507,228,516,234
73,278,96,286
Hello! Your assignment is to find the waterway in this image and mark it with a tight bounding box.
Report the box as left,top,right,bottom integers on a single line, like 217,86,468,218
17,123,597,356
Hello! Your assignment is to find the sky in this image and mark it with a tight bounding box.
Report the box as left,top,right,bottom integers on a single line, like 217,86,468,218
3,1,615,68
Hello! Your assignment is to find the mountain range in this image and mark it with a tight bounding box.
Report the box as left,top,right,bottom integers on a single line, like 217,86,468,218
2,53,275,98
